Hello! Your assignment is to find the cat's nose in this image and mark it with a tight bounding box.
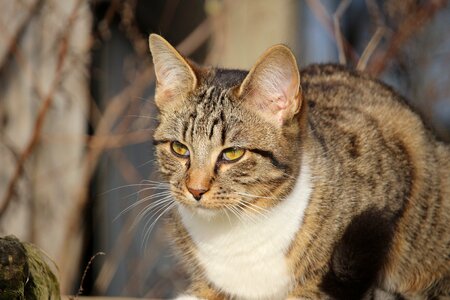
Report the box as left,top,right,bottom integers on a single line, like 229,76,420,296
187,187,207,201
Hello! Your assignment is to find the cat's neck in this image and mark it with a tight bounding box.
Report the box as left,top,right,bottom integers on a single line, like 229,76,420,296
177,152,313,234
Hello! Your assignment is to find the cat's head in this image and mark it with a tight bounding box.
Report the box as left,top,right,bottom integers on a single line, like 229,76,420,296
149,34,307,219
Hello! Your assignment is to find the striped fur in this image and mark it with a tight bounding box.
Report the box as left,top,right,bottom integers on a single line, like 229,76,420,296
149,35,450,299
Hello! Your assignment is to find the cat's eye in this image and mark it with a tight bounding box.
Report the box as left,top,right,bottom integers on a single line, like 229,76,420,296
221,147,245,162
171,141,190,157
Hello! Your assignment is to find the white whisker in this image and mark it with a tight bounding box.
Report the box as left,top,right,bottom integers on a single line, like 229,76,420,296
235,192,276,199
222,206,232,226
142,202,176,250
136,203,171,237
239,201,270,220
135,96,151,102
237,202,260,224
117,185,170,204
100,182,168,196
114,191,172,221
227,204,246,225
133,196,174,228
137,159,158,168
126,114,158,120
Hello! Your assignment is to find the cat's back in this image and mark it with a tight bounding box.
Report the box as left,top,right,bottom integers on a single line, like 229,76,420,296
301,63,446,166
300,64,450,297
302,64,423,132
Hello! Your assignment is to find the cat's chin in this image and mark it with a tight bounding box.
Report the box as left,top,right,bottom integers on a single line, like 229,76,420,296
177,203,224,221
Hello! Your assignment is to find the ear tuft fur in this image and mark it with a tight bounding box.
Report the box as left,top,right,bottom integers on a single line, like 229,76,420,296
149,34,197,108
238,44,301,125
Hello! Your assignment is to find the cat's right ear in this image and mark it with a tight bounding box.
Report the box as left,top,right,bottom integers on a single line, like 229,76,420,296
149,34,197,108
237,44,301,126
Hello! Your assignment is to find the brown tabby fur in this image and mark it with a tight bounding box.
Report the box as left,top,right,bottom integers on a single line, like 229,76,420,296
148,34,450,299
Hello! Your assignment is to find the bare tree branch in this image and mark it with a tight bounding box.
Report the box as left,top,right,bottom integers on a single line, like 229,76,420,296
367,0,448,76
333,0,352,64
0,0,44,74
305,0,359,64
357,26,386,71
0,0,85,218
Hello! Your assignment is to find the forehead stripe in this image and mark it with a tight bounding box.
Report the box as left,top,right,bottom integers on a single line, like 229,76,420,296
209,117,220,140
189,111,197,142
220,111,226,145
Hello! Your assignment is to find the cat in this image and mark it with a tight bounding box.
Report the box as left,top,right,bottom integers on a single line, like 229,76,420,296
148,33,450,300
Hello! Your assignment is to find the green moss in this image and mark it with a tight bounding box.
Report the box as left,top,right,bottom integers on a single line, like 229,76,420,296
0,236,60,300
0,236,27,299
23,242,60,300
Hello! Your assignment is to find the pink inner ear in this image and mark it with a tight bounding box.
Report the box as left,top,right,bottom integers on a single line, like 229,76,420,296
272,78,294,110
157,63,187,90
157,85,174,98
251,65,298,123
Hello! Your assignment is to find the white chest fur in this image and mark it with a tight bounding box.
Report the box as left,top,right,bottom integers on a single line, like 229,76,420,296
179,160,312,300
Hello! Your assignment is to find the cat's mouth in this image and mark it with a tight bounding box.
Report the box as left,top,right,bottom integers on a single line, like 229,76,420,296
174,191,272,222
176,196,226,210
172,189,245,219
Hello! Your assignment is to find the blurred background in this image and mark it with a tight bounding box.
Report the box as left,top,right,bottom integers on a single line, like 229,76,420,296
0,0,449,298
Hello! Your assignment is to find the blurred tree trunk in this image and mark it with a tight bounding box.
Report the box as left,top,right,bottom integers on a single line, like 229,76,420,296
0,0,91,293
208,0,299,69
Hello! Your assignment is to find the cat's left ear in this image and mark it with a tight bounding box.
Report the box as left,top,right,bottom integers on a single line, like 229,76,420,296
238,45,301,126
149,34,197,109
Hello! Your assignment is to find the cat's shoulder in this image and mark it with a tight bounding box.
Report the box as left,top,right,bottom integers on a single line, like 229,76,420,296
300,63,397,96
300,63,411,112
301,63,358,78
300,63,448,146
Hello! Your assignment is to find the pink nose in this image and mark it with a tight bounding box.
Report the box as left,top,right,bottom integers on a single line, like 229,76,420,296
187,187,207,201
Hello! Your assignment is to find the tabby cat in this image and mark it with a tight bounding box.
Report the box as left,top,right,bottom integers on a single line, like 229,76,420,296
148,34,450,300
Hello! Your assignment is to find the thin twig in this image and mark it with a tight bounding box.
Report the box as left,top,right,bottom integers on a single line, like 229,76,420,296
96,0,120,40
357,26,386,71
74,252,106,299
333,0,352,64
121,0,148,57
367,0,448,76
0,0,85,217
305,0,359,64
356,0,391,71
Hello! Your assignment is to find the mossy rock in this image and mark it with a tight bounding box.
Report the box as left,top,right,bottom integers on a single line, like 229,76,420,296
0,235,60,300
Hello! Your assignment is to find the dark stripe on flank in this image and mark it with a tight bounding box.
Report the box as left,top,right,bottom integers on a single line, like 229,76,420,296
249,149,289,171
320,208,397,300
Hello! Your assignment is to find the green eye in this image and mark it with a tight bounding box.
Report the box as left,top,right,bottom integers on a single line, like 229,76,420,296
222,147,245,162
171,141,190,157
